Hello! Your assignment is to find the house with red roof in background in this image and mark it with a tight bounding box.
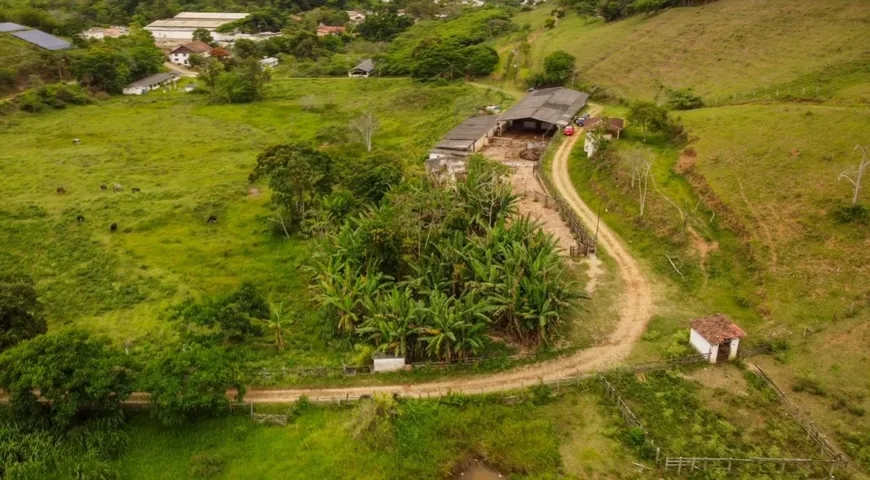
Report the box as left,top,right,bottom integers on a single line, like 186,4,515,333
316,24,346,36
169,40,213,66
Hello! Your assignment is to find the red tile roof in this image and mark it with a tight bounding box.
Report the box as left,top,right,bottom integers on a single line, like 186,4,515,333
317,25,346,34
584,117,624,131
690,314,746,344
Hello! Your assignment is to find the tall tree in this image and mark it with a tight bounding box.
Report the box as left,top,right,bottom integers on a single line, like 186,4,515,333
0,330,133,426
192,28,214,44
351,111,379,152
0,275,47,353
139,344,245,425
628,100,668,141
250,143,336,233
839,145,870,206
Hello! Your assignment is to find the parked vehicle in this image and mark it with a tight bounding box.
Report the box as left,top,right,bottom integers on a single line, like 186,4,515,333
563,125,575,136
576,113,591,126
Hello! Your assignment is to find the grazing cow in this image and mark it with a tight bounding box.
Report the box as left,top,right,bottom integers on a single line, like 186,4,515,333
76,215,85,223
100,184,107,191
56,186,66,194
113,184,122,192
110,223,118,232
132,187,140,193
73,138,81,145
207,215,218,224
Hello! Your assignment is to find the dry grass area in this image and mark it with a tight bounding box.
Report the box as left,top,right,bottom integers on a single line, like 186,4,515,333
520,0,870,101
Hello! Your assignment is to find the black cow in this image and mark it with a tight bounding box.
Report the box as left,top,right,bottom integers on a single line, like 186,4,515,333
76,215,85,223
207,215,218,224
132,187,140,193
110,223,118,232
100,184,107,191
56,186,66,194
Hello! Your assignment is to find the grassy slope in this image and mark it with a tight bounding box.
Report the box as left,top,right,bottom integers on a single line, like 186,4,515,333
116,393,639,480
512,0,870,101
0,77,500,363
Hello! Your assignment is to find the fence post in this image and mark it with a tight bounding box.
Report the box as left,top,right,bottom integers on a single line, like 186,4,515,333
656,447,660,464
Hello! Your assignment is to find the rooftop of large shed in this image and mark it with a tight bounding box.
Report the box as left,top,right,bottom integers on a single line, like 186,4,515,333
499,87,589,126
442,115,499,141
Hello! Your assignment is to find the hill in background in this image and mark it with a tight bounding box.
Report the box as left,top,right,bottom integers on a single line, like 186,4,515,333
507,0,870,103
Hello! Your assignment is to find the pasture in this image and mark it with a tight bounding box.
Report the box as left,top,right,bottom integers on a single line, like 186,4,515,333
510,0,870,102
0,77,501,364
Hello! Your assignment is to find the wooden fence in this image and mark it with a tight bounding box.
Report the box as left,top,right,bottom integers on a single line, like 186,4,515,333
530,138,596,256
663,456,838,476
750,364,849,466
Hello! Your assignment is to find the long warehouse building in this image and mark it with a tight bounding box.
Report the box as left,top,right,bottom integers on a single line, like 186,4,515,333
145,12,249,42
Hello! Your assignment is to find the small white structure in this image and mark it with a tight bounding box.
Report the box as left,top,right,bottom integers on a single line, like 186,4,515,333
258,56,279,69
373,353,406,372
346,10,367,23
82,26,127,40
689,314,746,364
122,72,180,95
169,40,212,66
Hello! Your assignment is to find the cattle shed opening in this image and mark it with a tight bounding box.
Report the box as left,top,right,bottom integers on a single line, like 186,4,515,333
498,87,589,134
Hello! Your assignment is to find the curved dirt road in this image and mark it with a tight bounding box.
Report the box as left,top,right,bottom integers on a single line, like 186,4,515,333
129,134,654,405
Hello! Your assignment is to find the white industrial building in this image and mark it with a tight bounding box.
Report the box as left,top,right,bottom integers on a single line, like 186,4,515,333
689,314,746,363
145,12,249,42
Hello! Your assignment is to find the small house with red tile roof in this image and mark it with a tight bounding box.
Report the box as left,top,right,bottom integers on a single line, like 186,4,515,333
316,24,346,36
170,40,213,66
690,314,746,363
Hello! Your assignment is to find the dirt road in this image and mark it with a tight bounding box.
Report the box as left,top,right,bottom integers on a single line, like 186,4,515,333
127,131,655,405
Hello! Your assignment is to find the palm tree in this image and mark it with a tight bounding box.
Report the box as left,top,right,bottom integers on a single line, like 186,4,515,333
262,300,293,351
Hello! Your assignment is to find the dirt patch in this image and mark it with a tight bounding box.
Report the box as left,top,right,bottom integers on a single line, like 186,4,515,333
584,254,604,295
685,364,749,396
674,148,697,174
687,226,719,261
510,166,577,253
453,460,503,480
248,187,261,198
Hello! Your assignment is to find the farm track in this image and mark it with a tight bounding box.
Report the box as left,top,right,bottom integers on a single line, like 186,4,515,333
127,126,655,405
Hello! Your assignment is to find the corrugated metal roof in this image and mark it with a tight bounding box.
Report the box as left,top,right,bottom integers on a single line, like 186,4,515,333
499,87,589,126
443,115,499,141
174,12,249,19
126,72,179,88
351,59,375,73
435,139,476,151
0,22,27,32
11,29,72,50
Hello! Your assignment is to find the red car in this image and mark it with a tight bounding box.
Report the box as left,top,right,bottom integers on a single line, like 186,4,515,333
563,125,575,136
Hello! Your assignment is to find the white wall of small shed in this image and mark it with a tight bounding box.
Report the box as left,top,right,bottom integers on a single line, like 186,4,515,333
689,328,717,363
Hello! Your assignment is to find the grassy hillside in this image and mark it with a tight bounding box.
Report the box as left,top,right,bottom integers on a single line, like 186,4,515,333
508,0,870,102
0,77,501,364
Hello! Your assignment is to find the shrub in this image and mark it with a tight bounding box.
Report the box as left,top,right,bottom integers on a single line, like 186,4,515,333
792,375,827,397
833,203,868,224
665,88,704,110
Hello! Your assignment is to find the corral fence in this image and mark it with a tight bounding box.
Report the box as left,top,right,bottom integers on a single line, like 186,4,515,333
532,157,597,256
750,364,849,467
663,456,839,476
596,355,847,477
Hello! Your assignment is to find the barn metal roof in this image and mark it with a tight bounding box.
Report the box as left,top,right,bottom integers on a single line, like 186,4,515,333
434,139,476,151
146,12,248,29
350,58,375,73
10,29,72,50
443,115,499,141
126,72,179,88
0,22,27,32
499,87,589,126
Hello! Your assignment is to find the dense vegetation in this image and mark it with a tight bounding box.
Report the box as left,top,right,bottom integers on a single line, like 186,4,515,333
253,153,580,360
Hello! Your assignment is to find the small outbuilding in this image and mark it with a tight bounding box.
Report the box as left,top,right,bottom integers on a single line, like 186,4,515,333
348,59,375,78
372,353,406,373
122,72,180,95
689,313,746,363
316,24,346,37
259,56,279,69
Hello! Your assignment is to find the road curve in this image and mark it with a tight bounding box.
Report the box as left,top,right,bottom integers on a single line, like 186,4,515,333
128,131,655,405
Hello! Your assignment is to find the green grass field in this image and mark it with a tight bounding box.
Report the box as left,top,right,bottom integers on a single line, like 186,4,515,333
0,77,503,365
508,0,870,102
